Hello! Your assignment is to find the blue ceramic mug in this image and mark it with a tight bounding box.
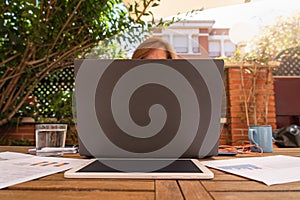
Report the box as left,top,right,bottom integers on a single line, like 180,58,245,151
248,125,273,153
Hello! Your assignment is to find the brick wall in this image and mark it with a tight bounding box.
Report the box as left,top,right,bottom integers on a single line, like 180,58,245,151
0,123,77,146
221,63,277,145
0,123,35,145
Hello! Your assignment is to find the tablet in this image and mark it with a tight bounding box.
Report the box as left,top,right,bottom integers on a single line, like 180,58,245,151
64,159,214,179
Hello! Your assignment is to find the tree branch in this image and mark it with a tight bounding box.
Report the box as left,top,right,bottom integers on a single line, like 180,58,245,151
49,0,84,52
0,53,21,67
134,0,155,23
0,40,33,111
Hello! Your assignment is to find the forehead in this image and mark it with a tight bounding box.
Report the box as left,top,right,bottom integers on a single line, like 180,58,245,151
144,49,168,59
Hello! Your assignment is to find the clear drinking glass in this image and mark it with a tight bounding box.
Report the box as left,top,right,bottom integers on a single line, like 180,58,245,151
35,124,67,156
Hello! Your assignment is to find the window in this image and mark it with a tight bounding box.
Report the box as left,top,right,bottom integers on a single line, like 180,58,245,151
173,35,188,53
224,40,236,57
209,40,221,57
192,35,200,53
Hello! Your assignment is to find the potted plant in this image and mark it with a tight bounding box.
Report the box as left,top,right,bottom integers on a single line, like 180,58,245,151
224,14,299,146
223,58,278,146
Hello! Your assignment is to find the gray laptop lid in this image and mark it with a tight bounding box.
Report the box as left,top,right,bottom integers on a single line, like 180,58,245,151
74,59,224,158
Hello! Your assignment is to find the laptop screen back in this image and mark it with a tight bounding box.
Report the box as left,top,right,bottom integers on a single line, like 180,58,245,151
74,59,224,158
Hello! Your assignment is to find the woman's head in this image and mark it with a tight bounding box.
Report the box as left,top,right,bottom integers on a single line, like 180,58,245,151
132,37,177,59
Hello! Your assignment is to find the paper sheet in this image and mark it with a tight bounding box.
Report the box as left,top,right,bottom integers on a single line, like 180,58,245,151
201,155,300,185
0,152,87,189
0,151,34,160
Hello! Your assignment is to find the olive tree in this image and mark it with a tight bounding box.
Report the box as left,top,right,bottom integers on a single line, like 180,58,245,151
0,0,165,125
233,13,300,126
246,13,300,63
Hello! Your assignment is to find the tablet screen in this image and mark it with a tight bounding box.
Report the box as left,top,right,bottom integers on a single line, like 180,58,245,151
77,159,203,173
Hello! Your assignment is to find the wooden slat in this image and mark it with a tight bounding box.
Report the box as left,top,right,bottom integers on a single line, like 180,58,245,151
209,169,248,181
1,146,300,200
202,180,300,191
39,172,156,185
38,173,65,181
10,179,154,191
273,148,300,157
211,192,300,200
155,180,183,200
209,174,247,181
178,180,212,200
0,190,154,200
0,146,32,154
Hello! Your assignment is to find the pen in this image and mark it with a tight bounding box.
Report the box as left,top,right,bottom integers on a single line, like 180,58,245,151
28,147,78,154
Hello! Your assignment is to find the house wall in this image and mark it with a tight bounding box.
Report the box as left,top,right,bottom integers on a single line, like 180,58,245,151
153,25,236,58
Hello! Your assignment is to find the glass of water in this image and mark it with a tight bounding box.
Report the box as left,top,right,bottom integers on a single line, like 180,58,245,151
35,124,67,156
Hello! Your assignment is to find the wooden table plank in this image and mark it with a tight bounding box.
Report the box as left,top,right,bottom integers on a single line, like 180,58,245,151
209,169,248,181
155,180,183,200
0,146,32,153
266,148,300,157
1,146,300,200
211,174,248,181
38,173,66,181
178,180,212,200
211,192,300,200
0,190,154,200
202,180,300,191
10,179,154,191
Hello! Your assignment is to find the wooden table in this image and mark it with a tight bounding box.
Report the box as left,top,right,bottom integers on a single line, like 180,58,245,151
0,146,300,200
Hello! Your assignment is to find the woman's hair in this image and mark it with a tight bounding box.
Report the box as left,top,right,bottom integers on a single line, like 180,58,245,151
132,37,177,59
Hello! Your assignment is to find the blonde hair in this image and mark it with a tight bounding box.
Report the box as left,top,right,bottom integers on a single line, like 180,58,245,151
132,37,177,59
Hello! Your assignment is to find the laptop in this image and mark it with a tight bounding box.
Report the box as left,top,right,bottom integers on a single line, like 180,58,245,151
65,59,224,179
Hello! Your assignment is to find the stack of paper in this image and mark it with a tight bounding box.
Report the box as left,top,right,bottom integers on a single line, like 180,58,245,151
201,155,300,185
0,152,87,189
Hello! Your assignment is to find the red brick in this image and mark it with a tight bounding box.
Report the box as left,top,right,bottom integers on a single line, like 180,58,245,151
229,86,242,91
228,79,244,84
229,106,243,112
228,73,242,79
231,135,248,141
230,123,248,129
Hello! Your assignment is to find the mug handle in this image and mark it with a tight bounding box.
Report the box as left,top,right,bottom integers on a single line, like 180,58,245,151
248,129,259,146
